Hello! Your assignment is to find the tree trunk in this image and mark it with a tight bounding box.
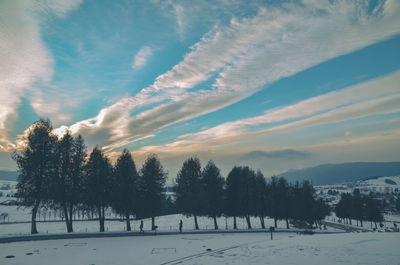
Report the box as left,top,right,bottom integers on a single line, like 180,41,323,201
99,206,105,232
194,215,199,230
62,204,72,232
274,217,277,228
213,216,218,230
126,213,131,231
245,215,252,229
349,219,352,225
286,218,289,229
259,216,265,229
374,222,377,229
233,216,237,229
31,202,39,234
360,220,363,227
151,216,155,230
68,203,74,232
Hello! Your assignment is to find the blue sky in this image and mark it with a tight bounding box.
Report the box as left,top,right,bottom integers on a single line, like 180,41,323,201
1,0,399,179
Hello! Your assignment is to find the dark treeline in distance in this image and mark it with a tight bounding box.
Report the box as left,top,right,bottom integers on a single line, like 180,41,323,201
13,119,330,234
335,189,383,229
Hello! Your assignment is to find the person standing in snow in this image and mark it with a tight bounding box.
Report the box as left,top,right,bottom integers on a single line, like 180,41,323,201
179,220,183,233
140,220,143,232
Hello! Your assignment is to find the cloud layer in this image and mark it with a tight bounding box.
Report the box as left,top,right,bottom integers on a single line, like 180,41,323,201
51,0,400,153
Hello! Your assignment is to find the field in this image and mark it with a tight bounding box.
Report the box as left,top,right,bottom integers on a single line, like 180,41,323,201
1,231,399,265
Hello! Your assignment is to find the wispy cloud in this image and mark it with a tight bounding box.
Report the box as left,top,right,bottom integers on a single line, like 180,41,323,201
9,0,400,154
132,71,400,156
132,46,153,70
0,0,83,150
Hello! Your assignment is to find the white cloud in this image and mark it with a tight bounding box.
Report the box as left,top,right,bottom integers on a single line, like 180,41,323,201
133,72,400,156
49,0,400,152
181,71,400,141
0,0,83,151
132,46,153,70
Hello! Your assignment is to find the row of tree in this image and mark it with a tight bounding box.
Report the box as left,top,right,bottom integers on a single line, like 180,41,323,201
14,119,330,234
14,119,166,234
335,189,383,228
175,157,330,230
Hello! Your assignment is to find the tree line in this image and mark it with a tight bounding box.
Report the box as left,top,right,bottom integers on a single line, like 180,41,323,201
13,119,330,234
13,119,166,234
175,158,330,230
335,189,383,229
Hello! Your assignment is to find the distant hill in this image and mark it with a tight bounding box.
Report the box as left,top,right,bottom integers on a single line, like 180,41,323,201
0,170,18,181
278,162,400,185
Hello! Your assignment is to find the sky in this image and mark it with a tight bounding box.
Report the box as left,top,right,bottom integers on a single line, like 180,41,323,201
0,0,399,181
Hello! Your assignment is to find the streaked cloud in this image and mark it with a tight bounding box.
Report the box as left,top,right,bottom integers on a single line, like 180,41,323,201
0,0,83,150
52,0,400,153
133,71,400,156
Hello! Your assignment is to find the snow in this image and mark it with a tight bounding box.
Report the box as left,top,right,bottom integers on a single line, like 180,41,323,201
0,232,398,265
181,232,400,265
0,214,300,236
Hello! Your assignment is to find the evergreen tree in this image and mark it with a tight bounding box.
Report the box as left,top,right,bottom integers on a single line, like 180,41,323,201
225,166,243,229
52,131,86,232
335,193,353,224
241,166,257,229
137,154,167,230
312,198,330,227
201,160,224,230
352,189,364,226
112,149,139,231
276,177,291,228
13,118,58,234
396,197,400,212
365,194,383,229
225,166,257,229
175,157,203,230
254,170,269,229
268,176,280,228
84,146,112,232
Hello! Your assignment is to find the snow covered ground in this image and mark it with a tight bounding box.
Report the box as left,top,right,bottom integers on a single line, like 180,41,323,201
0,232,398,265
0,214,295,236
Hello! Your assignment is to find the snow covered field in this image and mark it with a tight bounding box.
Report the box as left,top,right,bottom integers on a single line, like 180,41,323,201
1,232,398,265
0,213,293,236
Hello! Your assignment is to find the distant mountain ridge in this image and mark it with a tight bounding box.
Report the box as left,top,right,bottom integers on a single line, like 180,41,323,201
278,162,400,185
0,170,18,181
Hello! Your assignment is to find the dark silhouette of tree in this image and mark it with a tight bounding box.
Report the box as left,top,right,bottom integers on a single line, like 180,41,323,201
175,157,203,230
396,197,400,212
111,149,139,231
335,193,353,224
276,177,291,228
52,131,86,232
84,146,112,232
241,166,257,229
288,180,329,228
268,176,280,228
225,166,242,229
254,170,269,229
137,154,167,230
13,118,58,234
364,193,383,229
201,160,224,230
225,166,257,229
313,198,330,227
352,189,364,226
